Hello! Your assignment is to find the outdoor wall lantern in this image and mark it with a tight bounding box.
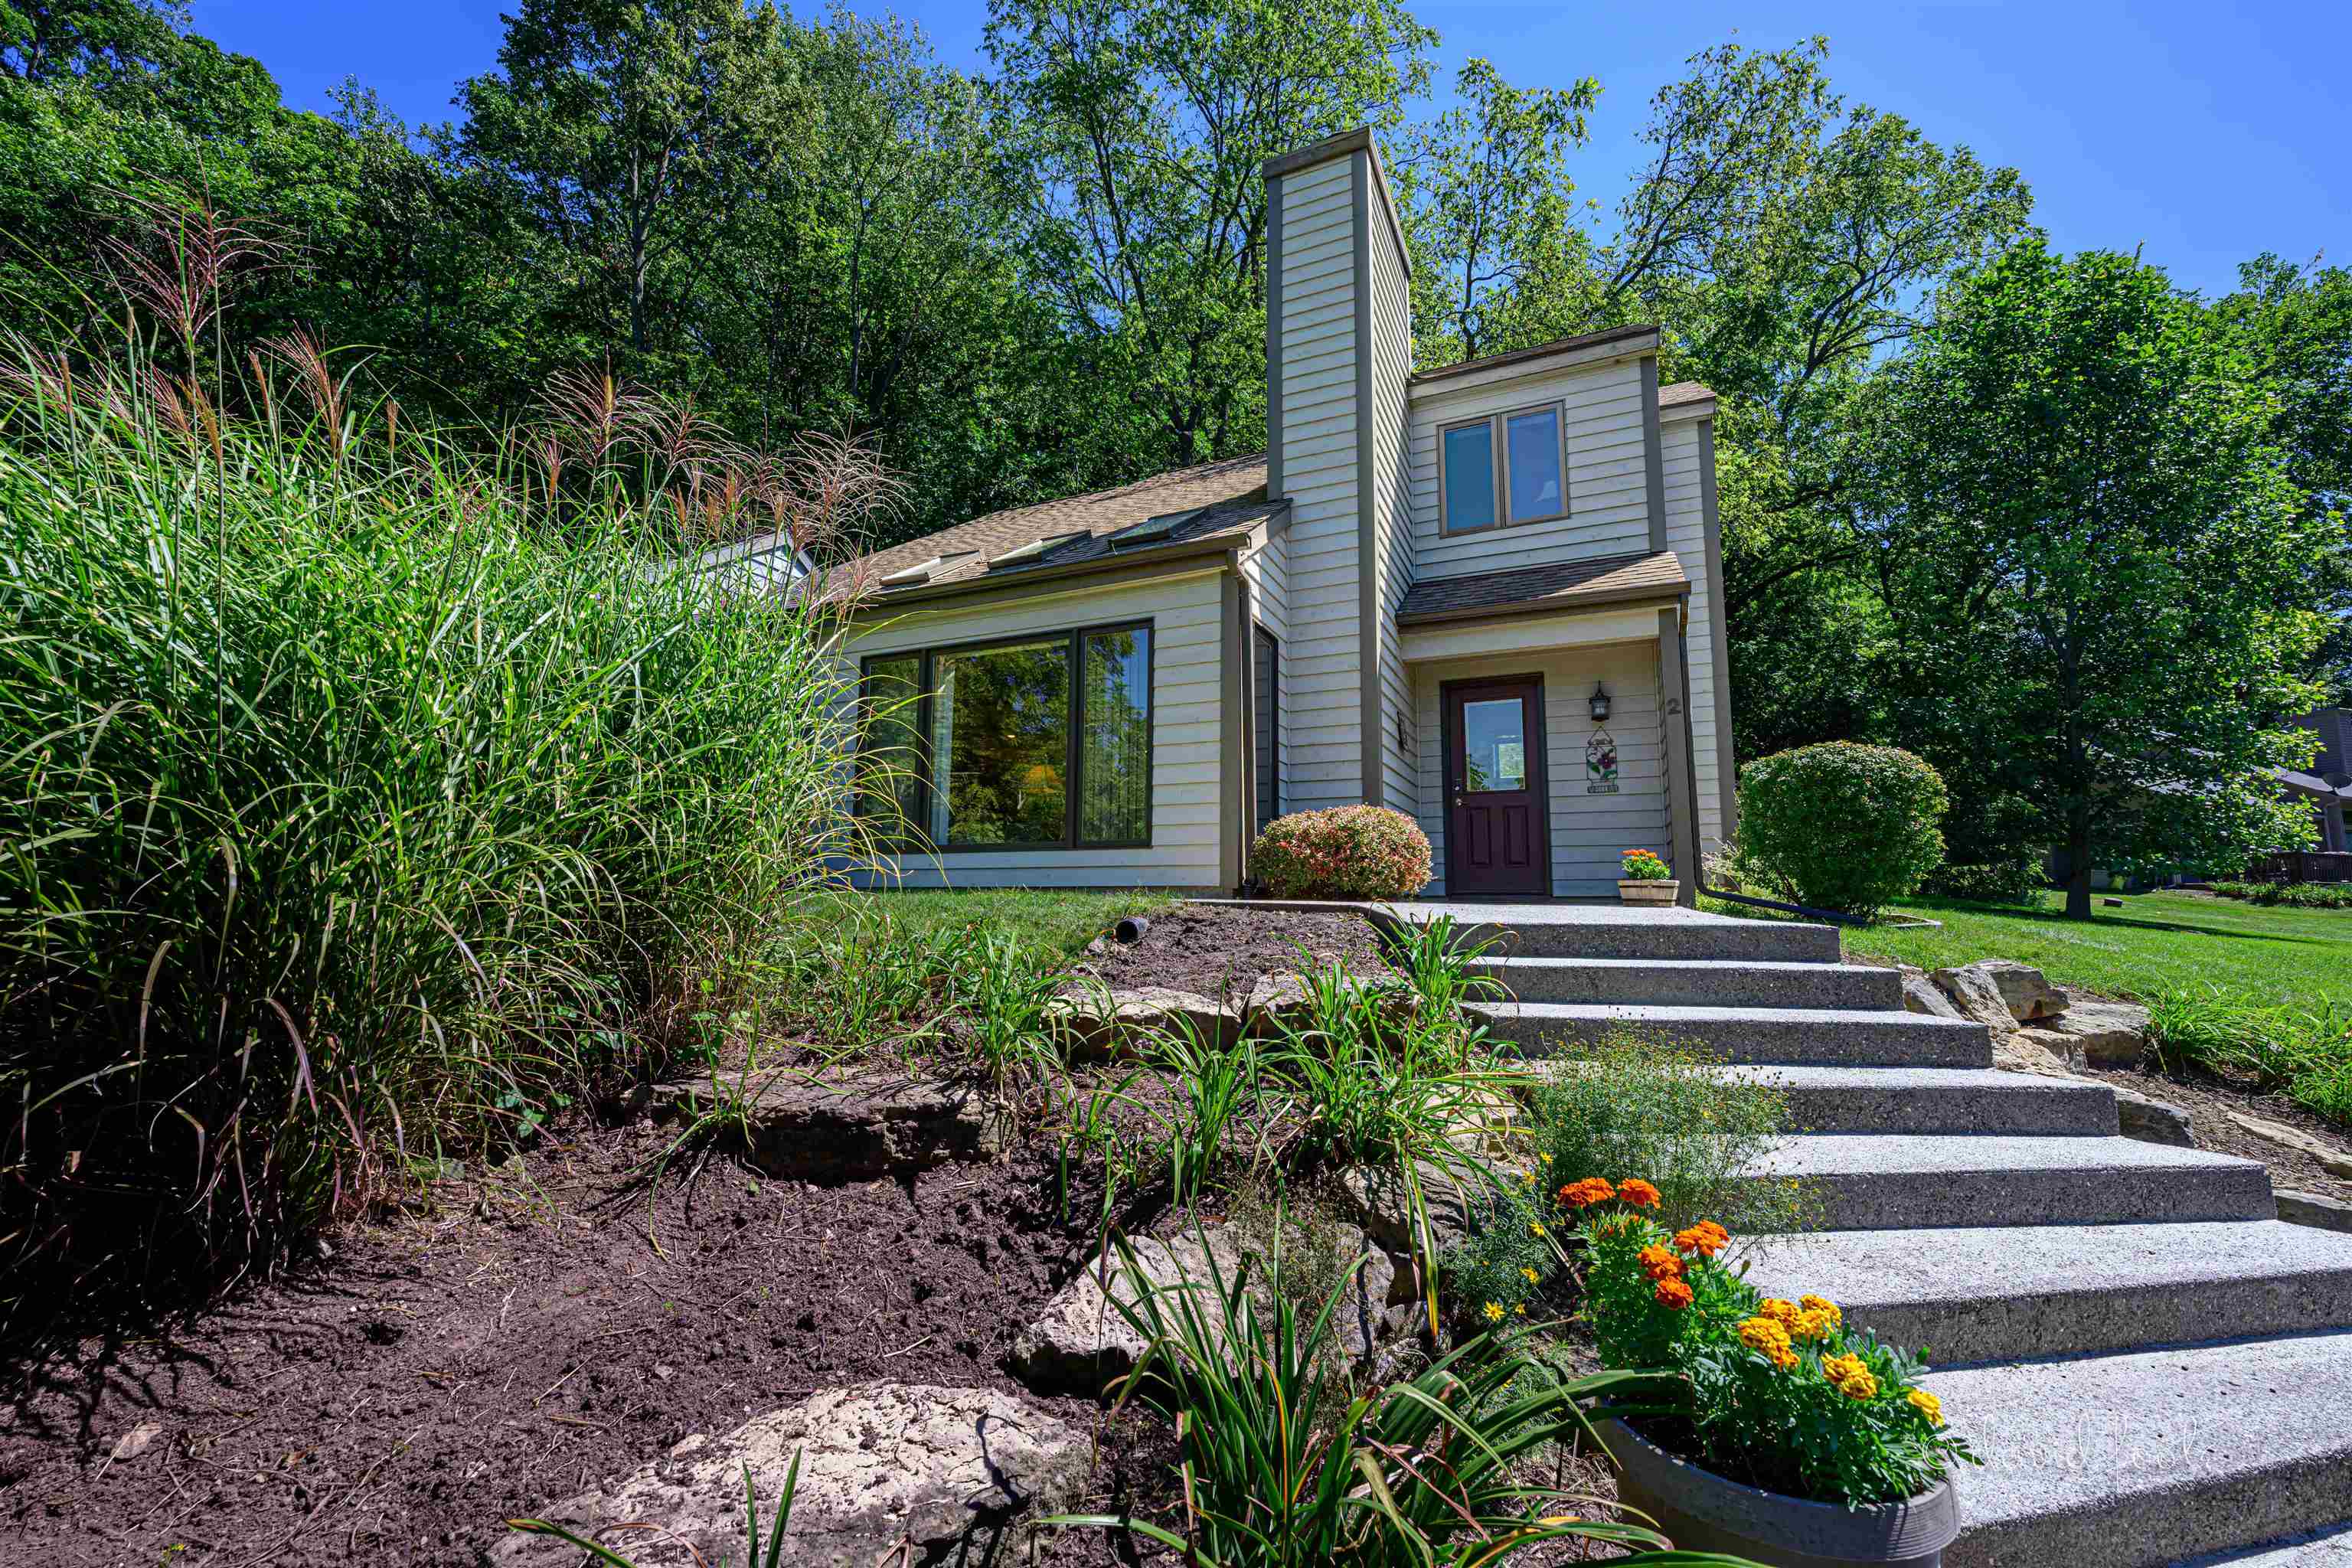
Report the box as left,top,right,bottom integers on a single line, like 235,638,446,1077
1589,683,1612,723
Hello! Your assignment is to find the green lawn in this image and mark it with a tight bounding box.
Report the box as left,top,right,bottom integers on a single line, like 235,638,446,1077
784,887,1178,959
1701,887,2352,1122
1824,890,2352,1011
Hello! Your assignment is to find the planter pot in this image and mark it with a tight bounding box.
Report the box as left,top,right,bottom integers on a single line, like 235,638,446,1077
1596,1417,1958,1568
1619,878,1679,906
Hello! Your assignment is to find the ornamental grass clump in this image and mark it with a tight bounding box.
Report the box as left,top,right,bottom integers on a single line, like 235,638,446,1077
1576,1184,1978,1506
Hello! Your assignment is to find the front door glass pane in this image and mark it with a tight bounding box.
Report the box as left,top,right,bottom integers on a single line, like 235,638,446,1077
930,638,1069,844
1461,698,1527,792
1506,408,1563,522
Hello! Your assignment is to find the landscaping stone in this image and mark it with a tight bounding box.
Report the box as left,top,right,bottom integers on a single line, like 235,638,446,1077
2024,999,2153,1067
2011,1026,2089,1071
645,1070,998,1179
1337,1161,1479,1259
1993,1035,2079,1077
2279,1190,2352,1234
1242,971,1315,1032
1896,964,1964,1020
1931,963,2019,1034
1048,985,1238,1055
2227,1112,2352,1180
1971,959,2069,1022
1009,1223,1400,1393
490,1383,1087,1568
2111,1084,2194,1147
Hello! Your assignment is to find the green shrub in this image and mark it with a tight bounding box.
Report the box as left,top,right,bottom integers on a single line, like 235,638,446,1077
1921,854,2044,905
1736,743,1949,918
2150,987,2352,1125
1439,1182,1554,1321
0,348,880,1302
1525,1030,1816,1234
1251,805,1432,900
2210,879,2352,910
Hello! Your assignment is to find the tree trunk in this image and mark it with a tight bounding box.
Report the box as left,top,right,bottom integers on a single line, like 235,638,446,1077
2065,820,2095,920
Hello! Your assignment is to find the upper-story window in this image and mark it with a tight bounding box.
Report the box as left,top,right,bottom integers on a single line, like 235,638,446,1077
1439,403,1569,534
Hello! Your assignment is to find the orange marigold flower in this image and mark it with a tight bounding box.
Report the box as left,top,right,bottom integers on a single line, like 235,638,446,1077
1769,1345,1800,1371
1672,1221,1730,1257
1616,1178,1662,1209
1636,1244,1684,1282
1653,1277,1694,1309
1557,1177,1615,1209
1759,1297,1801,1327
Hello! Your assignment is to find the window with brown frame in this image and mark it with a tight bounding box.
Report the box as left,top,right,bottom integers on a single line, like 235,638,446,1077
856,621,1154,851
1438,402,1570,534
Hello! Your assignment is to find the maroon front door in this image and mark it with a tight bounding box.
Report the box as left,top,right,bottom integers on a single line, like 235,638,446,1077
1444,678,1550,897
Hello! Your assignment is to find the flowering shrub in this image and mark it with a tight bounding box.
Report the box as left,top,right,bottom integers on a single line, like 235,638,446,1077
1620,848,1671,881
1251,806,1432,900
1736,743,1949,919
1577,1183,1978,1506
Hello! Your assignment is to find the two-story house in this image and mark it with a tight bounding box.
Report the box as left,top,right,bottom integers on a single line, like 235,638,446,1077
831,128,1733,902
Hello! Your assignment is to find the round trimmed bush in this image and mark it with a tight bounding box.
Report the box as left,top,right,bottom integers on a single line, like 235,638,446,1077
1736,743,1949,919
1251,805,1432,900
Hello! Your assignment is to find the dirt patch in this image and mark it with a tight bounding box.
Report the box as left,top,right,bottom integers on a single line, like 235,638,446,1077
0,1115,1148,1568
2082,1060,2352,1200
1078,903,1392,1006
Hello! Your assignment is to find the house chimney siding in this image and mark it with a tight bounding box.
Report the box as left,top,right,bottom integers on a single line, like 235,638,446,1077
1264,131,1415,815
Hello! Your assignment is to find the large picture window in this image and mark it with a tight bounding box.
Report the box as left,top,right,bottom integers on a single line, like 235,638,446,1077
858,621,1154,851
1439,402,1569,534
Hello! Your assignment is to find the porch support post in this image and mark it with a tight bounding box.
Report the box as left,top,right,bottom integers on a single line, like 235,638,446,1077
1222,565,1253,894
1657,605,1700,908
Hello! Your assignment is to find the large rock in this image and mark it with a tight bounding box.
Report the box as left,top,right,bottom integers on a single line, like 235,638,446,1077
1992,1036,2076,1078
645,1070,998,1179
492,1383,1087,1568
2226,1111,2352,1180
1971,959,2069,1023
1009,1223,1400,1393
2025,1000,2153,1067
2112,1085,2194,1146
1896,965,1964,1020
2278,1190,2352,1233
1049,985,1239,1056
1931,964,2019,1035
2011,1026,2089,1072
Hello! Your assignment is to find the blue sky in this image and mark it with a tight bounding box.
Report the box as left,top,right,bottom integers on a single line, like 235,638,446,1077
188,0,2347,299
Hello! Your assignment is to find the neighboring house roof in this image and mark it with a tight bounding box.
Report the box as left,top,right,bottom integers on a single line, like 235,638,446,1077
1396,550,1690,626
839,453,1279,603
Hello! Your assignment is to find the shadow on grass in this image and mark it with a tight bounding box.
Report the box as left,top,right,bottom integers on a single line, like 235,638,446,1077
1896,894,2352,949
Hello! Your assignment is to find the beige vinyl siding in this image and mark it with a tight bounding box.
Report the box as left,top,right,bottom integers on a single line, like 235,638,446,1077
1367,179,1416,815
1240,530,1289,817
1411,639,1671,897
1274,152,1366,810
1661,416,1727,853
1407,356,1652,578
843,568,1228,888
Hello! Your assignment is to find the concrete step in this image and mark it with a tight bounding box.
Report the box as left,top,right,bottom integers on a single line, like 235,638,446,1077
1469,1001,1992,1067
1722,1066,2120,1136
2171,1521,2352,1565
1416,906,1843,963
1471,956,1900,1010
1739,1220,2352,1364
1928,1329,2352,1568
1746,1134,2275,1230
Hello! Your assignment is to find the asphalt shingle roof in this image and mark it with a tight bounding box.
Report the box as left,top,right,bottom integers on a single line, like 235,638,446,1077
1396,550,1689,625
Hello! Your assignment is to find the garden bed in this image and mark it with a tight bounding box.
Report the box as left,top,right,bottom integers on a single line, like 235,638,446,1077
1077,902,1393,1003
2082,1060,2352,1200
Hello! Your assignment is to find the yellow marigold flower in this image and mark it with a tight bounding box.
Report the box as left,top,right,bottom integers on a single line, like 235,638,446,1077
1792,1308,1837,1343
1616,1178,1662,1209
1907,1389,1944,1426
1800,1295,1843,1327
1838,1369,1880,1400
1483,1302,1505,1322
1736,1317,1792,1354
1820,1352,1865,1383
1654,1277,1695,1309
1759,1297,1801,1326
1769,1345,1800,1371
1636,1244,1684,1282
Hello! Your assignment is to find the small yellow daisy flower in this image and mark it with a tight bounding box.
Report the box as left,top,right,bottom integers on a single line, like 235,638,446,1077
1483,1302,1505,1321
1521,1267,1539,1283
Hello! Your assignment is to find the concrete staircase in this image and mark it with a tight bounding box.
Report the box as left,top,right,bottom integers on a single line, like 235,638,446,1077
1439,903,2352,1568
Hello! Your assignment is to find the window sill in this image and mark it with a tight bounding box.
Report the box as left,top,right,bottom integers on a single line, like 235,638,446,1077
1439,510,1574,540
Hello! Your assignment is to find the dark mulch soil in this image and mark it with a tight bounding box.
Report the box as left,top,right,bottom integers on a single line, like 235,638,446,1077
0,1116,1155,1568
1079,903,1392,1006
2083,1058,2352,1200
